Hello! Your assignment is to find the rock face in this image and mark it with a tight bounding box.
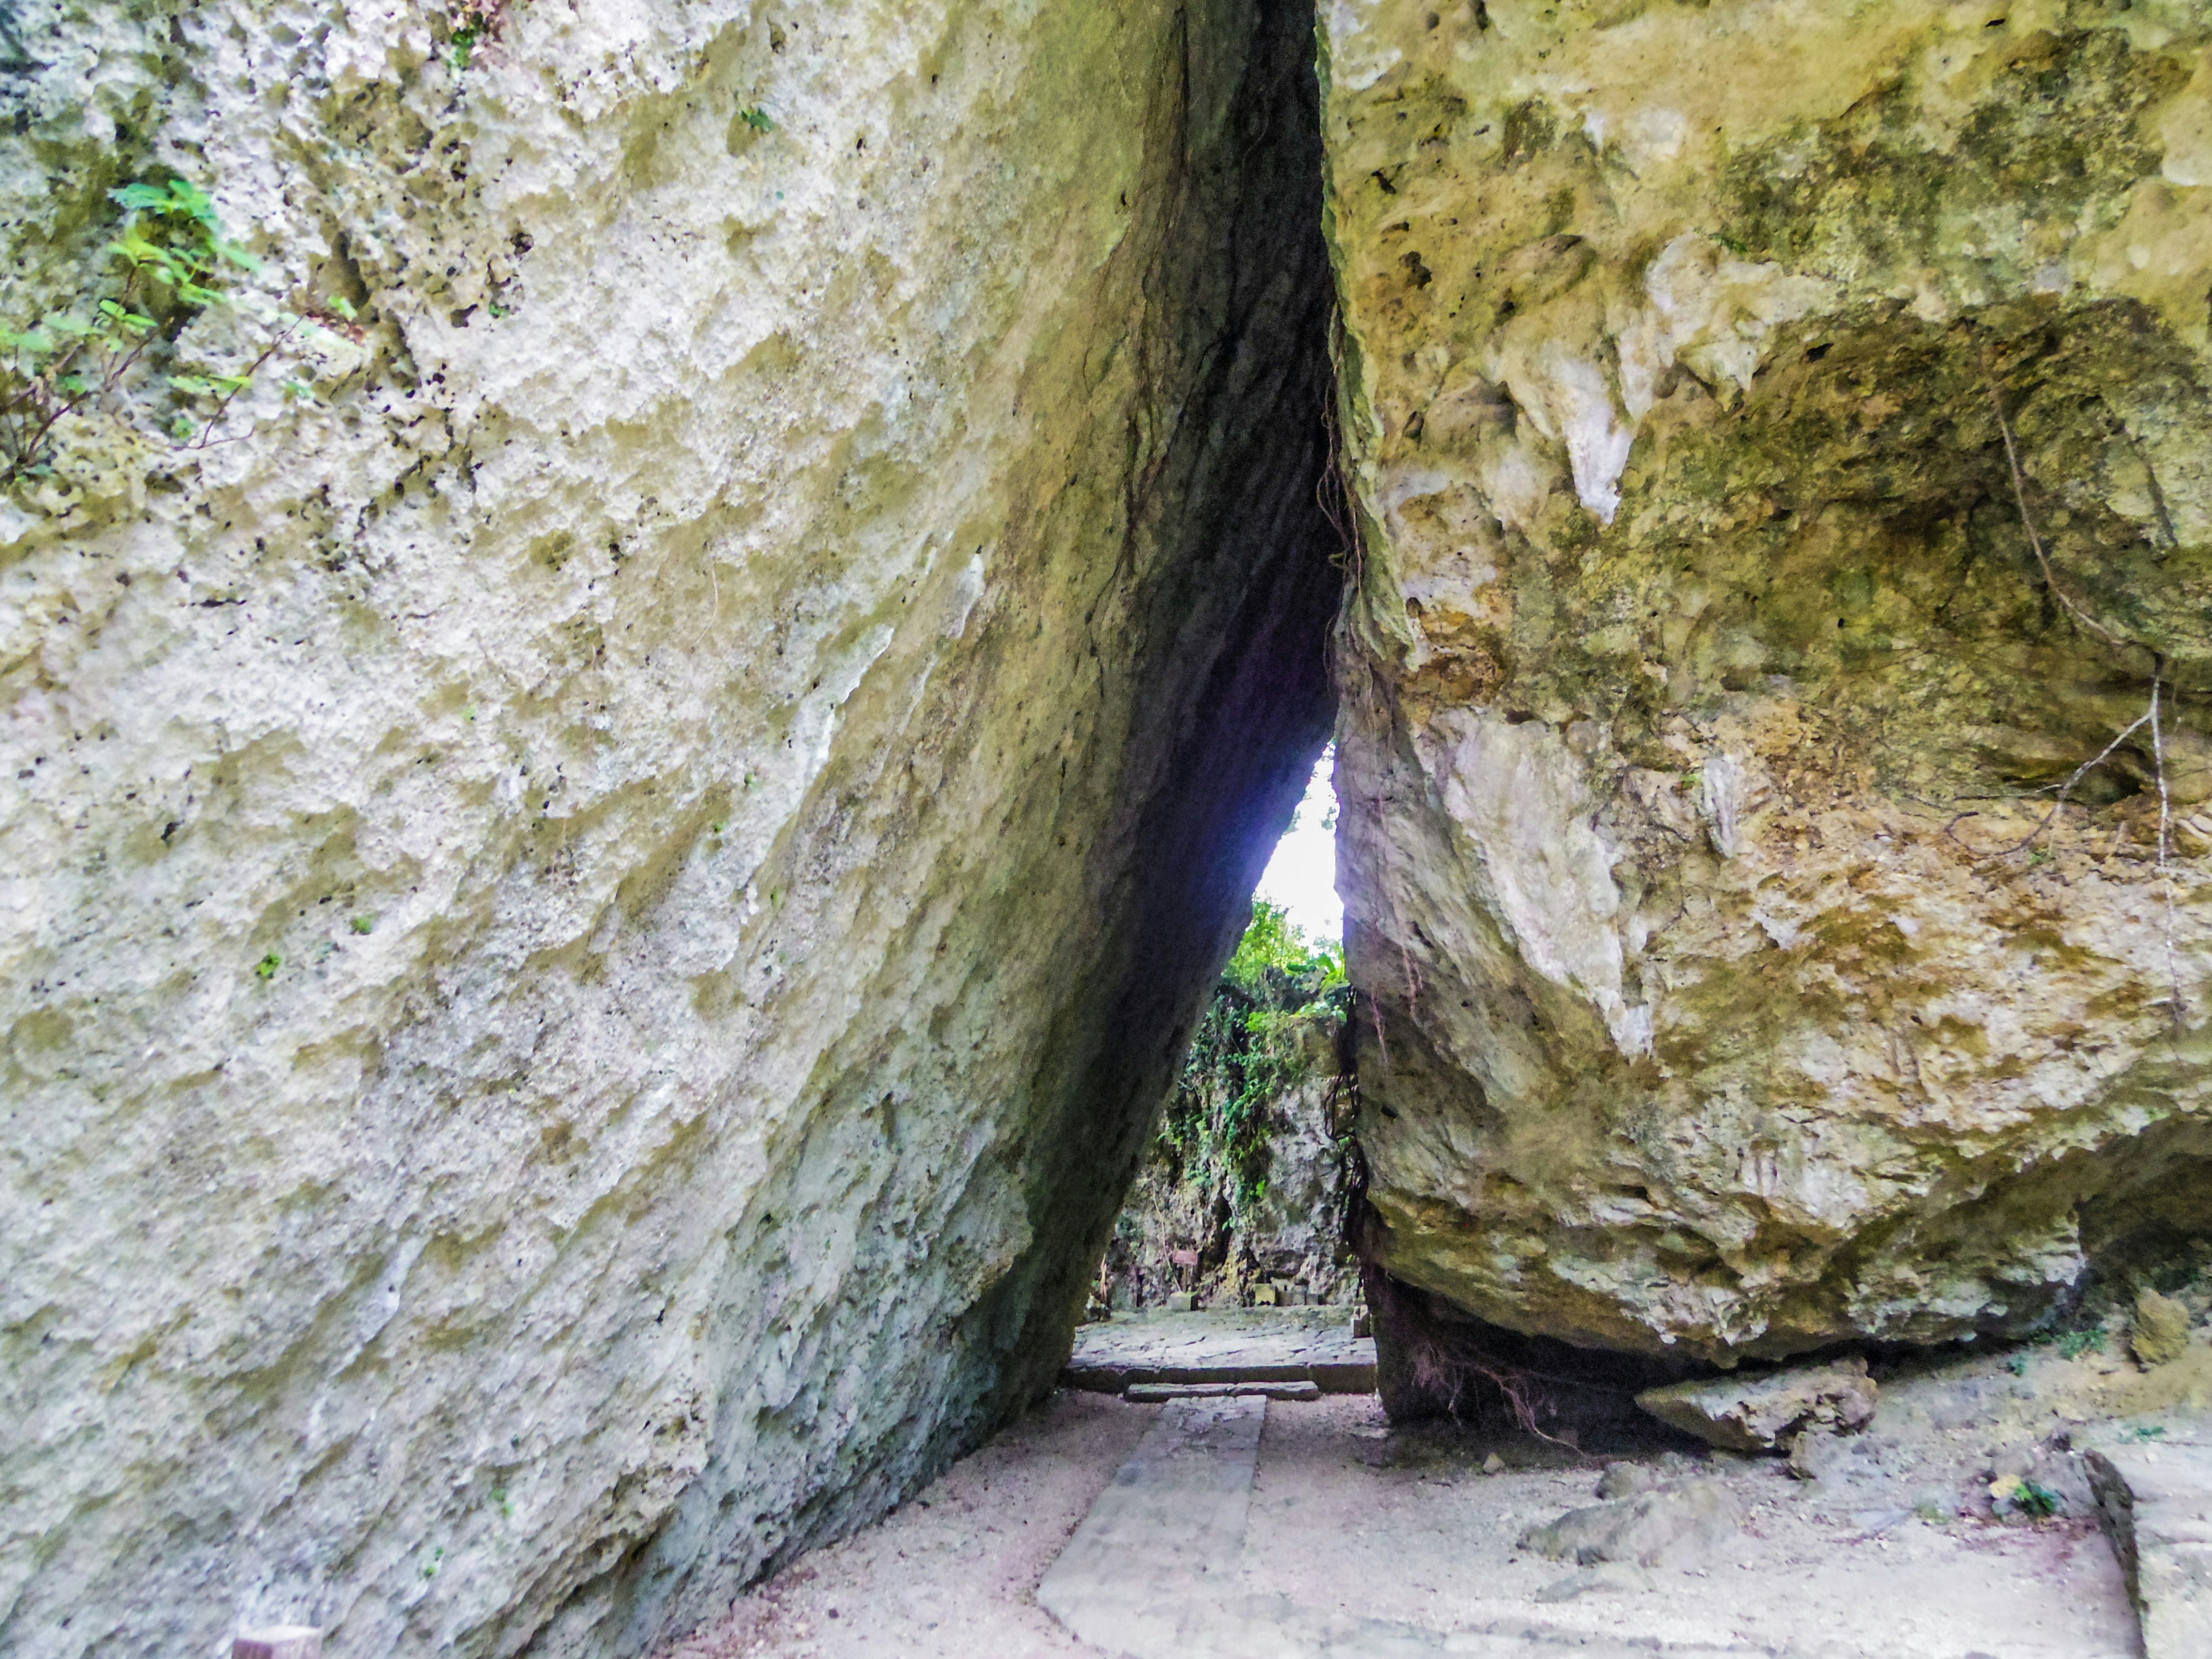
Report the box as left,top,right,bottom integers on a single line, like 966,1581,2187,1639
0,3,1336,1657
1324,0,2212,1366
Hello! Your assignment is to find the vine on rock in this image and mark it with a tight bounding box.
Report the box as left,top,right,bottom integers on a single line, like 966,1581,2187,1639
1,175,356,497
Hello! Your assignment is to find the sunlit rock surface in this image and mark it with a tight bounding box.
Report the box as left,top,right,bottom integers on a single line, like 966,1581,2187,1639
1325,0,2212,1365
0,2,1336,1654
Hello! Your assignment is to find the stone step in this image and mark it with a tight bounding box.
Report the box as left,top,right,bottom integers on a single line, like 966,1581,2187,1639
1065,1308,1378,1396
2082,1415,2212,1659
1124,1380,1323,1403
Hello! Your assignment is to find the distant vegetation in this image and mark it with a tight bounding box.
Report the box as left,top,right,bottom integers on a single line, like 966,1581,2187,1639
1099,902,1357,1310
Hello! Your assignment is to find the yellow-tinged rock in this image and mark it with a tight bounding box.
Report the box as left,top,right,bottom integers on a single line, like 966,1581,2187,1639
1325,0,2212,1366
2135,1291,2197,1369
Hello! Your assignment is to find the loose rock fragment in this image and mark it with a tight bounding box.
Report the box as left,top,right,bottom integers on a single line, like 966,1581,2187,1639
2134,1291,2196,1369
1517,1479,1745,1569
1636,1358,1877,1454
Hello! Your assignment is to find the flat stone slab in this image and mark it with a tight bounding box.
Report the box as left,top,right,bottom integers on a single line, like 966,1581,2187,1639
1039,1396,1770,1658
1066,1307,1377,1395
1125,1380,1322,1403
2082,1414,2212,1659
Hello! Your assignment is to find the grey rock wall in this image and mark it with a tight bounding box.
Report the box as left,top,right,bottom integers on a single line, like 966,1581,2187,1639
0,2,1337,1655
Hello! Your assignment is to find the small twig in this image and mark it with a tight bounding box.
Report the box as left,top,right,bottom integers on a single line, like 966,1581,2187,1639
186,313,303,451
1975,708,2154,858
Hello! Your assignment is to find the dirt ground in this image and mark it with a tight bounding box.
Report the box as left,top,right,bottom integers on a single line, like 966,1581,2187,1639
660,1333,2210,1658
658,1391,1147,1659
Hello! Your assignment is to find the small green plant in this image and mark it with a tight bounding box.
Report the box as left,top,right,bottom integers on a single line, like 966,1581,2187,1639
254,952,282,981
2006,1353,2029,1376
421,1544,444,1580
490,1486,514,1518
2,175,350,490
740,105,775,132
1,177,261,483
350,915,376,935
2130,1423,2168,1442
1990,1474,2063,1519
2060,1327,2105,1361
448,0,505,68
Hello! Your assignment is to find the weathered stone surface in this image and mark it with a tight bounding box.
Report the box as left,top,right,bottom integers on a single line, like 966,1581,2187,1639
1637,1358,1877,1456
0,3,1337,1657
2083,1416,2212,1659
1517,1480,1744,1570
2136,1290,2198,1368
1123,1379,1323,1402
1324,0,2212,1364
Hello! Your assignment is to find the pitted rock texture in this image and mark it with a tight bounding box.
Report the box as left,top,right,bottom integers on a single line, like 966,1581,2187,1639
1323,0,2212,1364
0,3,1337,1657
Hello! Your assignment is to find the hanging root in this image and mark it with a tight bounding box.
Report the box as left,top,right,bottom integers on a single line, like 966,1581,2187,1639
1988,381,2187,1029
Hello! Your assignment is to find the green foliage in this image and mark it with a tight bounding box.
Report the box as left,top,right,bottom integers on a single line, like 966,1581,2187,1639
1,173,329,489
1990,1475,2063,1520
350,915,377,935
254,952,282,982
1224,899,1344,997
1156,903,1350,1233
2059,1327,2105,1361
740,105,775,132
448,0,506,70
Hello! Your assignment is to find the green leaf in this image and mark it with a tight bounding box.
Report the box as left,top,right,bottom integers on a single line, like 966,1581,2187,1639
162,179,219,225
327,296,358,322
167,374,219,396
741,105,775,131
109,182,174,212
214,238,263,272
94,300,156,335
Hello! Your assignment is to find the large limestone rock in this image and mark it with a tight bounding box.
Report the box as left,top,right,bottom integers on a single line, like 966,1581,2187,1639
0,3,1336,1656
1325,0,2212,1364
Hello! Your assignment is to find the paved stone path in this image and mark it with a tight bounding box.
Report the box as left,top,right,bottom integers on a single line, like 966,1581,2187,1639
1039,1397,1771,1658
1065,1308,1377,1395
